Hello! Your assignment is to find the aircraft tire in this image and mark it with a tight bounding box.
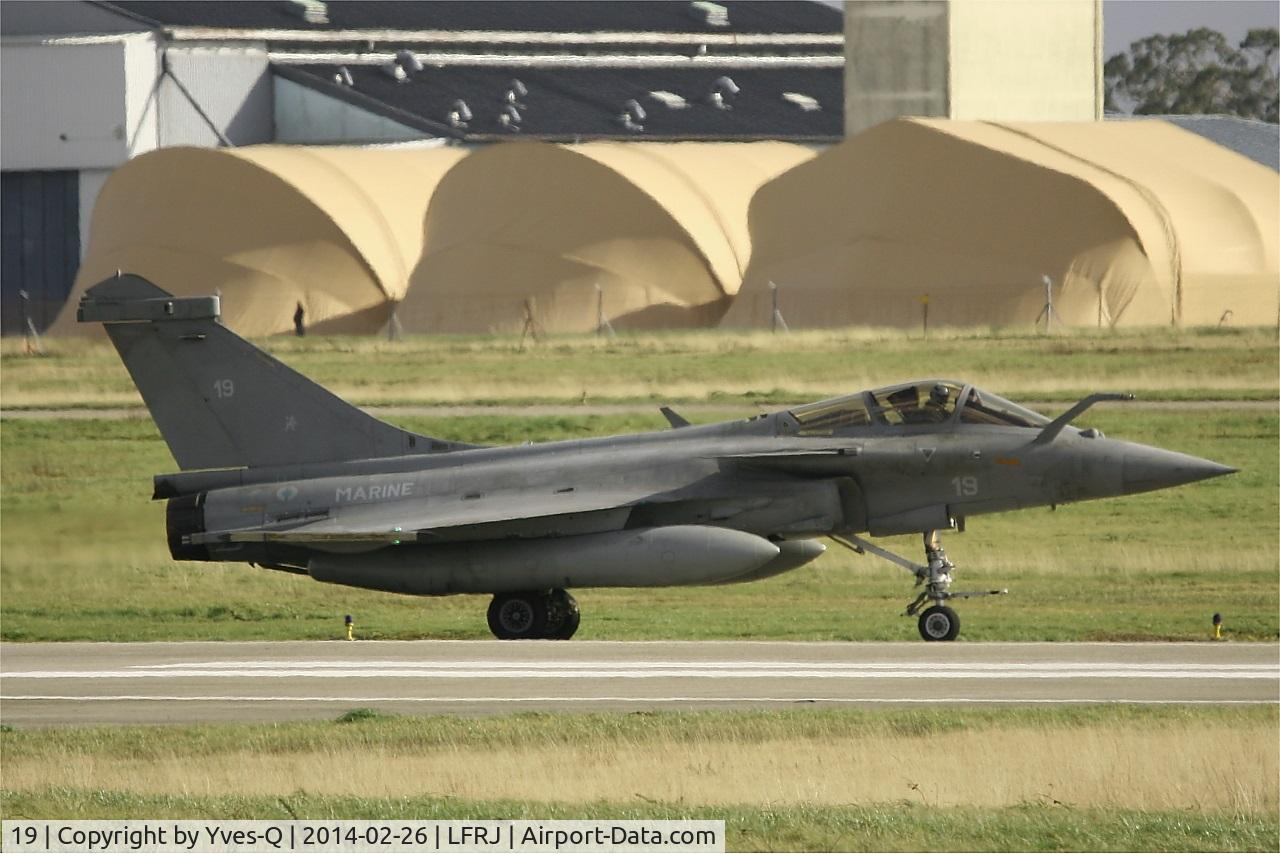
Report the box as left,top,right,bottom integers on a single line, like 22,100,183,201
551,606,581,640
918,605,960,641
487,592,549,640
544,590,581,640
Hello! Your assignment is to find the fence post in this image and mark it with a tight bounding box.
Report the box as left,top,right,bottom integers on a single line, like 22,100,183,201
769,281,789,333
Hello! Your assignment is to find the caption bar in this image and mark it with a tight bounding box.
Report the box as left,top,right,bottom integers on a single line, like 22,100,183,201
3,821,724,854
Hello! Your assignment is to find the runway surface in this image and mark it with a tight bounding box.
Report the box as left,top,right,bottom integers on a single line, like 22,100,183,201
2,641,1276,725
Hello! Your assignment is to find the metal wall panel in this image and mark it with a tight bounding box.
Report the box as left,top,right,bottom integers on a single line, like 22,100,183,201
122,34,160,155
275,76,425,144
843,0,1101,136
949,0,1101,121
844,1,949,137
1,177,23,331
1,40,135,170
158,46,273,147
1,170,79,334
78,168,111,260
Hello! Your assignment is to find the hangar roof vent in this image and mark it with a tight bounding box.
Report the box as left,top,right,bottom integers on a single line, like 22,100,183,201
396,49,424,75
499,104,522,131
449,99,473,128
284,0,329,25
782,92,821,112
690,1,730,28
708,75,739,109
506,78,529,109
617,99,647,132
712,76,740,96
649,90,688,109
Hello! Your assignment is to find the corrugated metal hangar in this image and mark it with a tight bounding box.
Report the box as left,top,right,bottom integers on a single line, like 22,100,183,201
3,0,1277,335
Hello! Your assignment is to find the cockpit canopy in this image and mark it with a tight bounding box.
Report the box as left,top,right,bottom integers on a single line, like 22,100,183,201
789,380,1050,436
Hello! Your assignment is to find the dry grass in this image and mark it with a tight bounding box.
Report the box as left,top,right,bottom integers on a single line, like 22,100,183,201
4,722,1275,813
3,326,1275,410
321,374,1271,407
1,373,1269,411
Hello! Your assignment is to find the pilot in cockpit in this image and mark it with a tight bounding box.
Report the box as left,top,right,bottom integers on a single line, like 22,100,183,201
888,384,951,424
925,383,951,419
886,387,922,421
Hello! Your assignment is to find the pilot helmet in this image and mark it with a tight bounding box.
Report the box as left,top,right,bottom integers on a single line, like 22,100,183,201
929,384,950,406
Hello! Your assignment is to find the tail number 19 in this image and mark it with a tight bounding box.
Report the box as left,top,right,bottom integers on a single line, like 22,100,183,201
213,378,235,398
951,476,979,497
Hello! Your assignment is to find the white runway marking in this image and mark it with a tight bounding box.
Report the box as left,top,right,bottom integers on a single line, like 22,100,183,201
4,642,1275,723
138,660,1274,672
4,695,1275,705
8,661,1278,680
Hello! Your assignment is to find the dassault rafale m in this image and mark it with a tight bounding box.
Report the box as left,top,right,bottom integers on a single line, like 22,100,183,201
79,275,1236,641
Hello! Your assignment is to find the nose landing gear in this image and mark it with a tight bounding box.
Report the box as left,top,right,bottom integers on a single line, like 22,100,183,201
832,531,1006,641
904,537,961,642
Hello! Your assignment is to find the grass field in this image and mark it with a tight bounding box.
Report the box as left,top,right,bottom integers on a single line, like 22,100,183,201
2,326,1276,409
0,407,1276,641
2,326,1278,850
3,706,1277,851
4,792,1273,852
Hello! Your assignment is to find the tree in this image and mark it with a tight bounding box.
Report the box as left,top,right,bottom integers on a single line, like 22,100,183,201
1105,27,1278,123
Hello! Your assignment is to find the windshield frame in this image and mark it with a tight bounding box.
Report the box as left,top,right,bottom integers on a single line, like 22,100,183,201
785,381,1051,435
866,380,966,427
956,386,1051,429
788,380,969,435
787,391,877,436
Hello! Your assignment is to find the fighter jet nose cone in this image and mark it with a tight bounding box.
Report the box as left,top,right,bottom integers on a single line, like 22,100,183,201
1122,447,1238,495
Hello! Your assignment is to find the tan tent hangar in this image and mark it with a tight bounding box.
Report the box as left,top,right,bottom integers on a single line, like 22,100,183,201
53,144,466,337
397,139,814,334
724,118,1279,329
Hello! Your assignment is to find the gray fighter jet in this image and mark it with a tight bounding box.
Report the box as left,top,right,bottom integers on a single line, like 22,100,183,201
79,275,1236,641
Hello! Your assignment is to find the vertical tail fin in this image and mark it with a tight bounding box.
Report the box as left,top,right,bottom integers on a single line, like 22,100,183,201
78,274,473,471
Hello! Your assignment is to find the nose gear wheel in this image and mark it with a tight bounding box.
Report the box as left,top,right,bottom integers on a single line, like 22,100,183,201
918,605,961,641
831,533,1007,641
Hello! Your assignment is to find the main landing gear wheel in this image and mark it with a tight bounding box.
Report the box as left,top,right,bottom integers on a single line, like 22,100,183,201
544,589,581,641
487,589,580,640
487,592,547,640
918,605,960,642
